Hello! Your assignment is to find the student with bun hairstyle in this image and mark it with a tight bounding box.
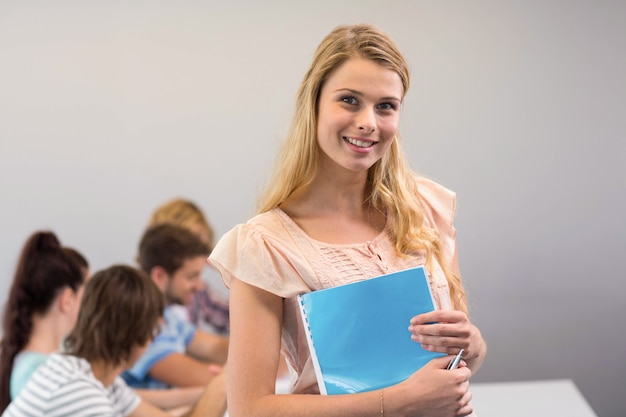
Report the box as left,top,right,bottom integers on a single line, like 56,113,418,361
0,231,89,412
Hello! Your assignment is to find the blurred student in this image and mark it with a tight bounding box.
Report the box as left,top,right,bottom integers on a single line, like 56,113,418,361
146,198,229,335
2,264,226,417
122,224,228,389
144,201,290,392
0,231,89,413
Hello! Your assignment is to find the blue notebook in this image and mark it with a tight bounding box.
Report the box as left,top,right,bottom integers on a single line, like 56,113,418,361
297,266,445,395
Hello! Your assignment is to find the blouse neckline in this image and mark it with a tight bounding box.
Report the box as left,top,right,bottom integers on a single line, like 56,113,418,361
271,207,389,248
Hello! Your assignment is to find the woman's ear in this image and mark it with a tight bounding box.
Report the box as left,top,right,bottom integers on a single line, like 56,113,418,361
57,287,76,314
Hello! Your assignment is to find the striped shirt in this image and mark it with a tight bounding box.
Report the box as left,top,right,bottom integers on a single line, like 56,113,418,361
2,353,140,417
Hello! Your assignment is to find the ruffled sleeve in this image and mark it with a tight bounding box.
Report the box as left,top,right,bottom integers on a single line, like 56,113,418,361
208,211,314,298
415,176,461,278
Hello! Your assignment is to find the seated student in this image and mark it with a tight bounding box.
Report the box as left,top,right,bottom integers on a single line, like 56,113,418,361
0,231,89,413
143,201,290,392
122,224,228,389
1,265,227,417
146,198,229,335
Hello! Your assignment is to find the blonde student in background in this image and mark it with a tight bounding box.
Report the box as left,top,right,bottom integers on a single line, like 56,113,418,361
209,24,486,417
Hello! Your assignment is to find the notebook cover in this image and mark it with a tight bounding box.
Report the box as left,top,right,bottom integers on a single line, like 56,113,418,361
297,266,445,395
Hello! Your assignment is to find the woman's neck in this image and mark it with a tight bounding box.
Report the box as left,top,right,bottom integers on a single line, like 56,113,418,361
22,313,66,354
280,171,385,244
287,169,369,215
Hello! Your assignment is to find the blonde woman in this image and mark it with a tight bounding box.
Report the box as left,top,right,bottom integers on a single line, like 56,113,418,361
209,24,486,417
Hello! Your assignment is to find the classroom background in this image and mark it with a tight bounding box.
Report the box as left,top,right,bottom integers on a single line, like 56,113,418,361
0,1,624,416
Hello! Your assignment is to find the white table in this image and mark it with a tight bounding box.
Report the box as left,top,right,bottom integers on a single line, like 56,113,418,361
471,379,598,417
224,379,597,417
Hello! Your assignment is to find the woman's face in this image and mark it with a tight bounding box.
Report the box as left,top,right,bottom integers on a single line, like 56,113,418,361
316,58,403,175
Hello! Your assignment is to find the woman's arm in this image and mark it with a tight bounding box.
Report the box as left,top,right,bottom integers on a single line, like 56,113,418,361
228,277,473,417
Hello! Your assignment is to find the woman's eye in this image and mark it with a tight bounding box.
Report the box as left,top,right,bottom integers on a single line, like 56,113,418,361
377,102,396,111
341,96,358,105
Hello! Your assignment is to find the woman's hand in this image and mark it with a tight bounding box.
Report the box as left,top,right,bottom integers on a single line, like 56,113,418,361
408,310,486,372
389,356,473,417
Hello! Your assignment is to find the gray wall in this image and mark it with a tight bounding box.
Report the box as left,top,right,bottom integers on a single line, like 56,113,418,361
1,1,624,416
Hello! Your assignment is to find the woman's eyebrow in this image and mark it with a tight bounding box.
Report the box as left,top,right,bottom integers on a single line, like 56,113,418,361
334,88,401,102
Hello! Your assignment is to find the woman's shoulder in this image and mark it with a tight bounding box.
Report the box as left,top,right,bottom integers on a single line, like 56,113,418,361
415,176,456,206
10,352,49,399
246,207,292,231
209,208,314,297
414,175,456,229
11,351,48,377
216,208,300,248
13,351,48,370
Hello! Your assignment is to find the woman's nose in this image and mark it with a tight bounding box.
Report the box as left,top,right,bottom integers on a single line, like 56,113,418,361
357,109,376,133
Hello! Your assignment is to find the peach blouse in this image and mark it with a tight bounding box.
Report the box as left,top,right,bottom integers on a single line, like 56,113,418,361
209,177,460,394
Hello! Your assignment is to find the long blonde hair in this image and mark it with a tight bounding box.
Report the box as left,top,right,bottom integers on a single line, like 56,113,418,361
258,24,466,313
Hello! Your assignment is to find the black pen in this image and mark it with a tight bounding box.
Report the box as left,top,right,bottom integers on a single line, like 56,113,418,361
446,349,465,370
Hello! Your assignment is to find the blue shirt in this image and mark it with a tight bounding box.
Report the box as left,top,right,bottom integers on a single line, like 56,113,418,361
121,306,196,389
10,351,49,399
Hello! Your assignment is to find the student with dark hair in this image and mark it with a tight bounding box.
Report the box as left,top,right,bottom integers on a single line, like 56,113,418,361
0,231,89,413
2,265,227,417
146,198,230,335
123,224,228,390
